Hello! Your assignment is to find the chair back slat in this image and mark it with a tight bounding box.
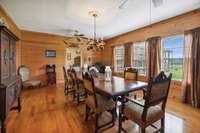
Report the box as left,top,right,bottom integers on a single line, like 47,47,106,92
63,66,67,80
69,69,77,85
145,72,172,107
149,81,169,104
124,68,138,80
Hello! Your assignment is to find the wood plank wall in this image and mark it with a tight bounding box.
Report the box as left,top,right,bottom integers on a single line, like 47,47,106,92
100,8,200,101
20,30,66,85
20,30,98,85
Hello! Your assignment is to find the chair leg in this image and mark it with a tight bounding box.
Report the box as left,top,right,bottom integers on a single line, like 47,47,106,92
17,97,21,112
85,105,89,121
133,94,137,99
72,90,76,101
142,89,146,99
94,114,99,133
141,128,145,133
161,117,165,133
77,93,80,105
111,108,116,126
64,85,68,95
118,109,122,133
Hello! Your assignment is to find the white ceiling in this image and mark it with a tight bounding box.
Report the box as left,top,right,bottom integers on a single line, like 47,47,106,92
1,0,200,39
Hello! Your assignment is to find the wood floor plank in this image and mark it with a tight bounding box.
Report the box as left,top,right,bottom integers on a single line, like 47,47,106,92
5,84,200,133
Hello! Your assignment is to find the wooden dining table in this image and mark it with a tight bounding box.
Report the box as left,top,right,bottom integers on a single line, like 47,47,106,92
76,72,148,98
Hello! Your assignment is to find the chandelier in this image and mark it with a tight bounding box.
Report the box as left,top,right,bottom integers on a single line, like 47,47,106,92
87,11,105,51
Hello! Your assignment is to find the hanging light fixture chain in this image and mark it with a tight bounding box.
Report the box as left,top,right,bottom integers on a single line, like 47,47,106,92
93,14,97,41
87,11,104,51
149,0,152,25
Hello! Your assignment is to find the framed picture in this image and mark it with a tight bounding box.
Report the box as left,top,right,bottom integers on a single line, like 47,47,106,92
67,53,71,60
46,50,56,57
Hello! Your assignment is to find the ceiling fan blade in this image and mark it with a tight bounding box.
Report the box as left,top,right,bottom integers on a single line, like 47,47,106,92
74,33,85,37
76,37,81,42
63,40,69,45
152,0,163,8
119,0,129,9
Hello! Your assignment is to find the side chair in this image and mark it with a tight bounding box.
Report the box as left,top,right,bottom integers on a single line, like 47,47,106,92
119,71,172,133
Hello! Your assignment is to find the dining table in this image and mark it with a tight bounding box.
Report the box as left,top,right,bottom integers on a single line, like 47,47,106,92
76,72,148,98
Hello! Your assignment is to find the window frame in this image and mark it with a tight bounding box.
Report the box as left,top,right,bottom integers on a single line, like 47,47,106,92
132,41,147,76
114,46,124,73
161,34,185,81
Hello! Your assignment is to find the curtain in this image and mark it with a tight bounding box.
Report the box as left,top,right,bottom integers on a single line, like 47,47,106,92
182,28,200,108
124,42,132,68
147,37,161,79
191,28,200,108
182,32,192,104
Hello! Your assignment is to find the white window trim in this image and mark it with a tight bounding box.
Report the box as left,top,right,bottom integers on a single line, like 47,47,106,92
114,46,124,73
161,34,184,81
132,41,147,76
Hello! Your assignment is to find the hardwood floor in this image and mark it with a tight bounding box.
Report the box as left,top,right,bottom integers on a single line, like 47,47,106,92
5,84,200,133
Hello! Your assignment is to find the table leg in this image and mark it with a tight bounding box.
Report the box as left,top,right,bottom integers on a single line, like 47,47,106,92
118,95,127,133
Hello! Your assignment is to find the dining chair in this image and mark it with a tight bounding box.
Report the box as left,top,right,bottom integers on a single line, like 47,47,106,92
124,68,139,99
69,68,86,104
89,66,99,77
83,72,116,133
124,67,138,80
18,65,41,89
63,66,74,95
124,67,148,99
120,71,172,133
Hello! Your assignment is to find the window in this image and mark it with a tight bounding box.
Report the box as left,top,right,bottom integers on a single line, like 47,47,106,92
161,34,184,80
132,41,146,75
114,46,124,72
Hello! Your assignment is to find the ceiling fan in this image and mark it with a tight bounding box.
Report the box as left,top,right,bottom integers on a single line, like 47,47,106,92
63,29,85,45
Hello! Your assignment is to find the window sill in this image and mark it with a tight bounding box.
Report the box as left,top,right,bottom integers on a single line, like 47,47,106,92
171,80,182,85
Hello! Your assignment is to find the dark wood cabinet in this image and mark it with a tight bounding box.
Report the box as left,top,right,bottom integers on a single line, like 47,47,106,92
0,26,21,133
46,64,56,85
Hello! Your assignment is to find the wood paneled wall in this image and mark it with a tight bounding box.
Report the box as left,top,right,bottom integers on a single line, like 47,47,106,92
101,8,200,100
20,30,66,85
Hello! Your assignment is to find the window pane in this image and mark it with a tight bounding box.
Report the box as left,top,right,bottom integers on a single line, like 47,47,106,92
114,46,124,72
132,42,146,75
161,35,184,80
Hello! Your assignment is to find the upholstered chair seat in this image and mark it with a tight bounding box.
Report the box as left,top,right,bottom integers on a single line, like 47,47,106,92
124,101,164,127
85,94,115,113
23,80,42,88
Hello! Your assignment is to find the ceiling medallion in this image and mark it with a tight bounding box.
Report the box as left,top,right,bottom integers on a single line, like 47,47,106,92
87,11,105,51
